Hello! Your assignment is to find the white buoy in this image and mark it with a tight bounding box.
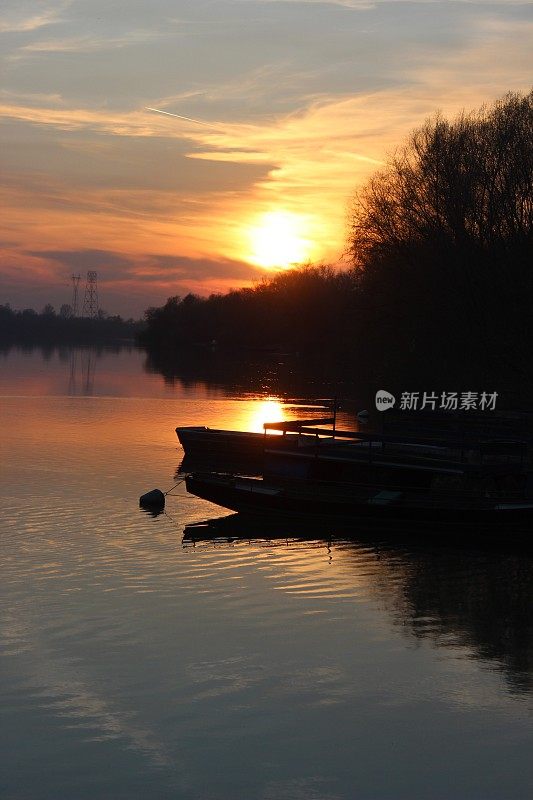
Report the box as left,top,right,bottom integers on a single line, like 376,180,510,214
139,489,165,509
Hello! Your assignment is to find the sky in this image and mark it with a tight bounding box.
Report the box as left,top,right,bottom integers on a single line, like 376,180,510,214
1,0,532,318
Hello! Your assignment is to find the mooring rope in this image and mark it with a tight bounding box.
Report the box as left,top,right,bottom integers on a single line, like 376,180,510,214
164,477,187,496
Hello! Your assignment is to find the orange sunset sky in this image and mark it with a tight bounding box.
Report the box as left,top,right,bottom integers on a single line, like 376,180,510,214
1,0,532,317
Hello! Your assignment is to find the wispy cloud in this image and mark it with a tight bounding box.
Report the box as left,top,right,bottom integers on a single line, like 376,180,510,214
232,0,373,6
0,1,70,33
236,0,533,5
30,248,257,283
11,29,169,57
0,103,178,136
0,88,64,105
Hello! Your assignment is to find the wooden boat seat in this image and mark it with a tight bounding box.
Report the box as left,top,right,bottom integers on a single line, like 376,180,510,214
368,490,403,505
235,480,281,495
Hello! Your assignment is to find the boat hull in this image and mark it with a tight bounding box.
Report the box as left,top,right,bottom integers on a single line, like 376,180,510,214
185,473,533,529
177,426,265,455
176,426,335,473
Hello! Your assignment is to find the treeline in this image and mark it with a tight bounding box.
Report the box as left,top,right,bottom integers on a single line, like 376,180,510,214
141,91,533,401
141,266,356,352
0,303,143,345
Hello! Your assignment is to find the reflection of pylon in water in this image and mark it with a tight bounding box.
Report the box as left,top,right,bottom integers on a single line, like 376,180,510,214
68,349,78,395
82,271,99,318
82,350,95,395
68,348,95,395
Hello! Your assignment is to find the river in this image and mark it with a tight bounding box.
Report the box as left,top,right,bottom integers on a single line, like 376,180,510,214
1,345,531,800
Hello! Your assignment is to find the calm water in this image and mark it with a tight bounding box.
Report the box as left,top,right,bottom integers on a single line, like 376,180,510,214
1,346,532,800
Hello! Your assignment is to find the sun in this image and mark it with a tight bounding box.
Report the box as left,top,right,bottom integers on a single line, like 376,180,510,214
247,210,313,269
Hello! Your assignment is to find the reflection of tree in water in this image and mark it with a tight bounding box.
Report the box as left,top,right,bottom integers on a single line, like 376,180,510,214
143,346,362,400
381,543,533,694
185,517,532,694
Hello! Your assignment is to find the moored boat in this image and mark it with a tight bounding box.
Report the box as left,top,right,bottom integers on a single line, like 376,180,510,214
184,434,533,528
176,417,336,462
185,471,533,527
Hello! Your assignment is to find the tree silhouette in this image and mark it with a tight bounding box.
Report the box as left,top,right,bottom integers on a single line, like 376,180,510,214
348,90,533,385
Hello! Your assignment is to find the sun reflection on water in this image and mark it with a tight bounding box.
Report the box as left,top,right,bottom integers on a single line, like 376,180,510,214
244,398,287,433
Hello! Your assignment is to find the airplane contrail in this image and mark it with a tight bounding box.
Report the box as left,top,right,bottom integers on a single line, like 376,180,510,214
145,107,217,128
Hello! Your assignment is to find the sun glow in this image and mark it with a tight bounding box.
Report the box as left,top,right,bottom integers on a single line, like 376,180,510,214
245,399,287,433
247,211,314,270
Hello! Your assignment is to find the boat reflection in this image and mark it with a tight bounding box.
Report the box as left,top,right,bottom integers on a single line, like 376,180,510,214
183,513,532,695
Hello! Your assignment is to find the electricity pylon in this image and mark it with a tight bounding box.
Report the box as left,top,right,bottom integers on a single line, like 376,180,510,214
82,271,99,318
71,274,81,317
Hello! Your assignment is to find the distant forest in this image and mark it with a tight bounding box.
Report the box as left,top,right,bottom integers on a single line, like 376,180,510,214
0,303,143,345
141,91,533,403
